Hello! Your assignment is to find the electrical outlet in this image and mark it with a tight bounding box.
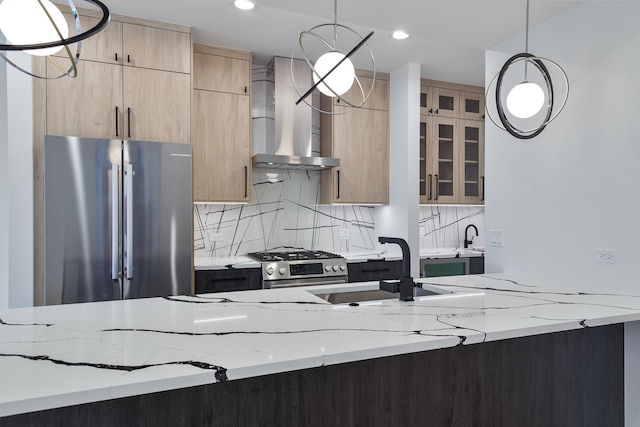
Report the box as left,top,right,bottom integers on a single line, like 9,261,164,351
210,232,224,242
490,229,503,247
596,249,619,264
339,228,349,240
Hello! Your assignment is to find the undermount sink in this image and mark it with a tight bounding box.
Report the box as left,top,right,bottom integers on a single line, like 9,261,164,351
311,283,450,305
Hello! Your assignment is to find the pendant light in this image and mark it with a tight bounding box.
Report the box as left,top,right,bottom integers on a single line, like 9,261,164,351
486,0,569,139
292,0,376,114
0,0,110,79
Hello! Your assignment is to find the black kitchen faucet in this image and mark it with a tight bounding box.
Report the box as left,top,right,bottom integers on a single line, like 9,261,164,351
464,224,479,248
378,236,416,301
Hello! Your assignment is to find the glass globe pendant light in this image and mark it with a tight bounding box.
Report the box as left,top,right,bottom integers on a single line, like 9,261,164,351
0,0,110,79
485,0,569,139
293,0,376,114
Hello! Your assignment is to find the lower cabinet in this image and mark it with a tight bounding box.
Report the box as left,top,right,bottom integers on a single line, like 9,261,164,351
420,256,484,278
347,260,402,283
195,268,262,294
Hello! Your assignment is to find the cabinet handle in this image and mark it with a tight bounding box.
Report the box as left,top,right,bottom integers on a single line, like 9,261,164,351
336,170,340,199
428,174,432,201
435,174,439,200
115,53,118,62
115,106,119,137
435,109,439,115
428,108,433,114
244,166,248,198
127,107,131,138
127,54,130,63
244,86,247,94
481,176,485,201
208,276,248,283
360,268,391,274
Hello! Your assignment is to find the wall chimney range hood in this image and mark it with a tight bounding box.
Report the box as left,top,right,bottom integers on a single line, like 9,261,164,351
252,57,339,171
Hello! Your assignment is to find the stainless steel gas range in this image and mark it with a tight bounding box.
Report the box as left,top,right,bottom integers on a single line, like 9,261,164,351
247,250,348,289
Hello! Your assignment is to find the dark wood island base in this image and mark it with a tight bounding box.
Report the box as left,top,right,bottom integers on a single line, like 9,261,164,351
6,324,623,427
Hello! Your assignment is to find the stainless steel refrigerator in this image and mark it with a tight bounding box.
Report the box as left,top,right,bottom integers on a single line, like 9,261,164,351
44,135,193,304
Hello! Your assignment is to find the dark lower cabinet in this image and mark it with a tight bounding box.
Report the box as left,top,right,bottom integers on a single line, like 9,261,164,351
7,324,624,426
347,260,403,283
469,256,484,274
195,268,262,293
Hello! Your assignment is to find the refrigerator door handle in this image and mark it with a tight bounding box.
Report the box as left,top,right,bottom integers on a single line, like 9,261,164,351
111,164,119,280
125,163,134,280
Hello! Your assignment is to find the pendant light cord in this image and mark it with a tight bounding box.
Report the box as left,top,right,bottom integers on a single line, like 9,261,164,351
524,0,530,80
333,0,338,49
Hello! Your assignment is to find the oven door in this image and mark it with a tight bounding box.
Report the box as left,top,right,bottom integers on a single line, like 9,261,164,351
265,276,348,289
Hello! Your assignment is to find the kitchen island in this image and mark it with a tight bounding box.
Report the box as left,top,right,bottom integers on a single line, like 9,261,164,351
1,273,636,425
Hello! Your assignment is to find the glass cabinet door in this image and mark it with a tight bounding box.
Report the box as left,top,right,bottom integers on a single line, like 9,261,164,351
434,117,458,203
419,116,435,204
461,91,485,120
459,120,484,204
432,88,459,118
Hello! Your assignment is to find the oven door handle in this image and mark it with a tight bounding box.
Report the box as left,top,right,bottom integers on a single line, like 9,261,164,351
267,278,348,289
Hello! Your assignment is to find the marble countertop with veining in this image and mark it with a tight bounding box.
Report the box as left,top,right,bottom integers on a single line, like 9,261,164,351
2,273,640,417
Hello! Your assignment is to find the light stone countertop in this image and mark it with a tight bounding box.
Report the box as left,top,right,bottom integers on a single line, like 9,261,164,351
2,273,638,417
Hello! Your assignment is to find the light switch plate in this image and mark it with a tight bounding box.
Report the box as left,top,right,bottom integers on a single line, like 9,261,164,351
490,229,503,247
339,228,349,240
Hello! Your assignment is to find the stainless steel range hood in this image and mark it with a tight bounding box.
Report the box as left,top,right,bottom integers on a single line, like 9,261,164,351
252,57,339,170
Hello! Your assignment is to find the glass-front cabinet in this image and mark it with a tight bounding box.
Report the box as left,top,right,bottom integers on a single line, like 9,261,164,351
419,80,485,205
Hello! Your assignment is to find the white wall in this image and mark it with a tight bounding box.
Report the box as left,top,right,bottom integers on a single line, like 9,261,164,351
484,3,640,426
485,1,640,293
0,52,34,308
374,63,421,277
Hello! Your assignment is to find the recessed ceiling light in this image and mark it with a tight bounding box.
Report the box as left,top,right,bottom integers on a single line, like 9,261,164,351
234,0,255,10
392,30,409,40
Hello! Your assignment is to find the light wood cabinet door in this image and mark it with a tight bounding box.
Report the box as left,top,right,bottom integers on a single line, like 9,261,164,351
461,91,485,121
432,117,459,204
123,67,190,144
53,13,122,64
324,106,388,204
336,75,389,111
193,52,250,95
192,90,251,202
122,23,191,73
458,120,485,204
46,60,123,139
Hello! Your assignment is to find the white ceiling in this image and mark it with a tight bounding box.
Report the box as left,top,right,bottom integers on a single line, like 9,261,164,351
83,0,581,86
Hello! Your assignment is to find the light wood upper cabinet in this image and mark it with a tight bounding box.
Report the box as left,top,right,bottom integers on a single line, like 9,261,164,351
320,71,390,205
336,73,389,111
192,90,251,202
193,46,250,95
419,79,484,205
45,60,123,139
53,12,122,64
122,23,191,73
191,44,252,203
123,67,191,144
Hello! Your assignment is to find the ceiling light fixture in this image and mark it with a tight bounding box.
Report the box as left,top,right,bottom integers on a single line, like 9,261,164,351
0,0,110,79
234,0,255,11
392,30,409,40
486,0,569,139
292,0,376,114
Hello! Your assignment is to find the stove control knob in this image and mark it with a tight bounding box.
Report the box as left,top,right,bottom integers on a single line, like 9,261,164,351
266,266,275,276
279,267,287,276
332,265,339,272
325,265,331,272
339,264,346,271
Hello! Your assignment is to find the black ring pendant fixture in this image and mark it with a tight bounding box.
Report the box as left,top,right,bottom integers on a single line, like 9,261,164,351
0,0,110,79
486,0,569,139
496,53,553,139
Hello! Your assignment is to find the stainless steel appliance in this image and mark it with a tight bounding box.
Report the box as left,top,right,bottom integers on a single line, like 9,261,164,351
44,135,192,304
247,250,348,288
251,57,340,170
